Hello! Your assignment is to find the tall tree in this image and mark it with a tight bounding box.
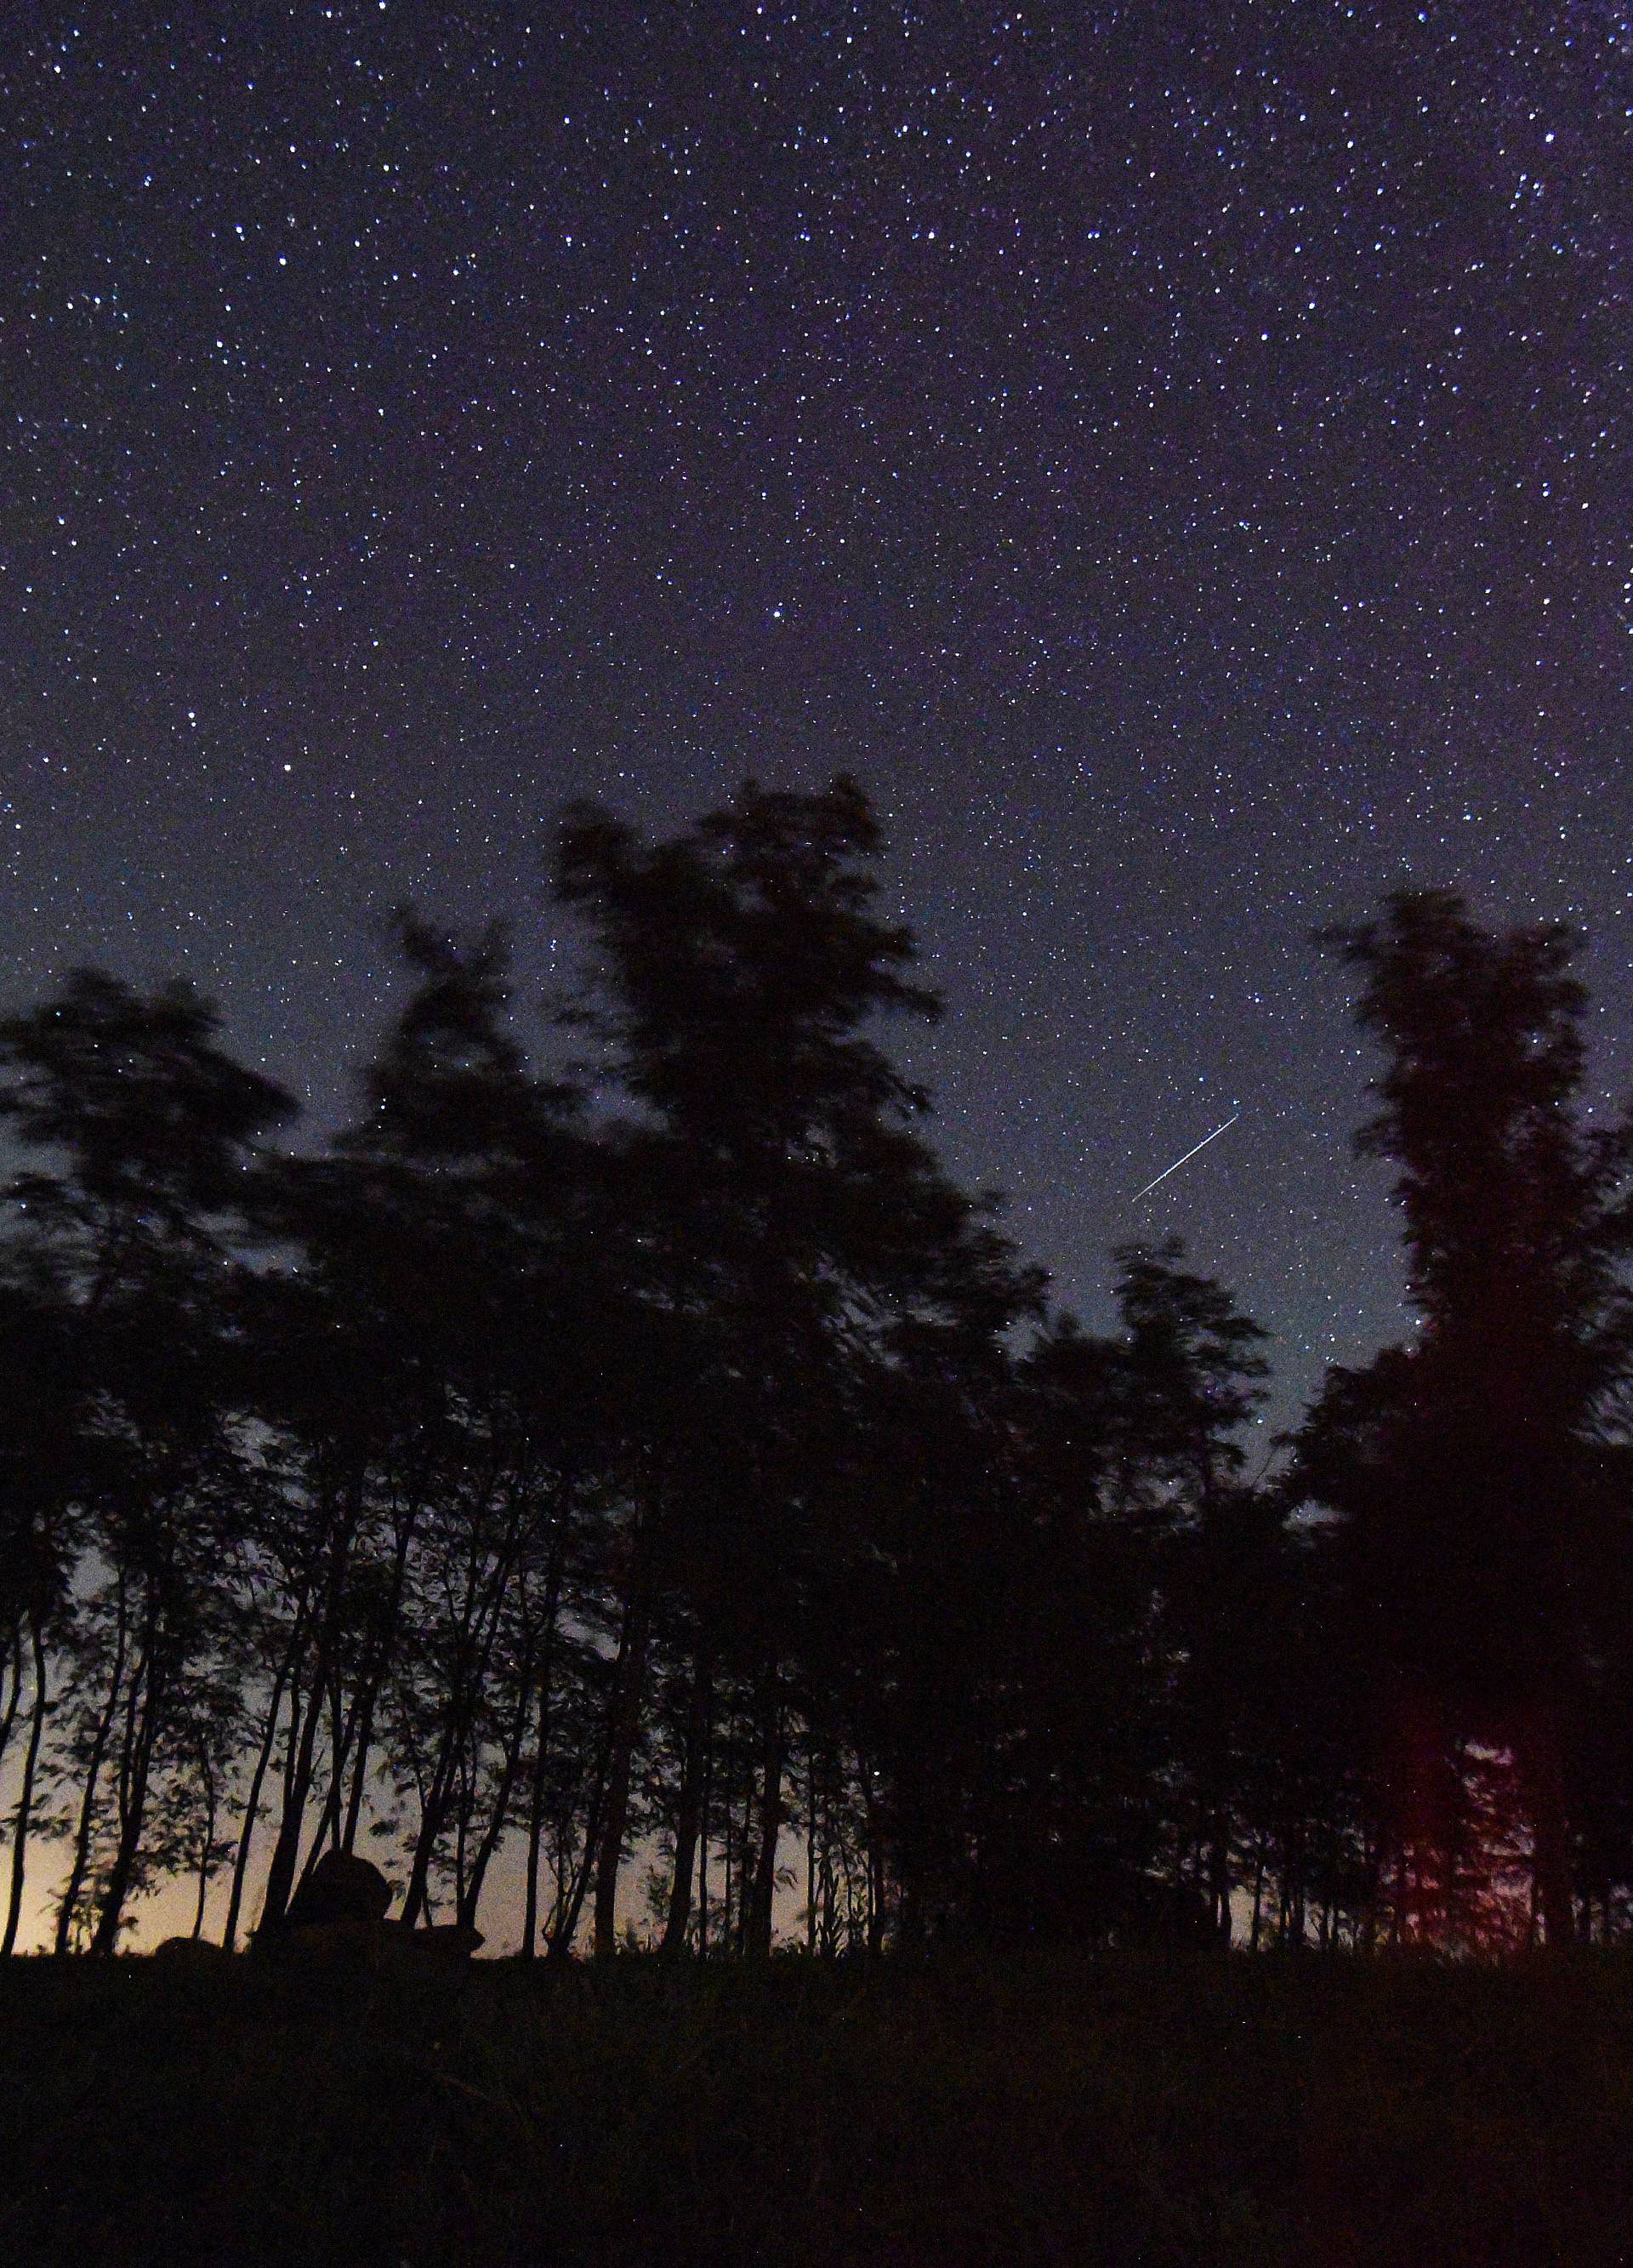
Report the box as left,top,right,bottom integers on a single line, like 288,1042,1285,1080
1296,890,1633,1945
555,775,1038,1954
250,913,598,1940
0,972,294,1952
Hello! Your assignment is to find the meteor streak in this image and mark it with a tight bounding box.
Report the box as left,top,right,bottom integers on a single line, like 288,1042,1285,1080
1130,1112,1240,1203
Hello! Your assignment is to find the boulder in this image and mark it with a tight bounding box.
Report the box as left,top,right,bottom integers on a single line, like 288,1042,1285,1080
253,1852,484,1965
152,1935,230,1966
388,1921,484,1960
256,1917,484,1968
283,1849,395,1930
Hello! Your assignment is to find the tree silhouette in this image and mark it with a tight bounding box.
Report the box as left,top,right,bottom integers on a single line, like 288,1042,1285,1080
8,831,1631,1965
0,972,293,1951
1296,890,1633,1945
554,775,1040,1954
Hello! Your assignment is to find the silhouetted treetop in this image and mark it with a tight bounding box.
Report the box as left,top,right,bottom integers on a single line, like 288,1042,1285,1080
554,775,939,1150
347,909,580,1170
1321,888,1628,1358
0,971,295,1256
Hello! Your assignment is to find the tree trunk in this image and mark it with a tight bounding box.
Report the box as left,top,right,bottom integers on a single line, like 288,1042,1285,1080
259,1493,362,1930
460,1658,533,1932
723,1782,737,1952
697,1712,714,1959
521,1672,552,1961
340,1503,418,1855
468,1511,570,1940
453,1754,473,1918
805,1745,817,1956
743,1673,786,1957
592,1520,657,1959
339,1692,378,1857
1208,1806,1232,1946
56,1589,129,1953
400,1712,467,1929
0,1623,25,1786
661,1648,713,1958
304,1677,351,1866
225,1655,296,1951
1522,1715,1575,1950
191,1760,218,1940
1,1616,49,1957
90,1652,162,1956
401,1537,528,1929
258,1654,331,1932
548,1764,610,1962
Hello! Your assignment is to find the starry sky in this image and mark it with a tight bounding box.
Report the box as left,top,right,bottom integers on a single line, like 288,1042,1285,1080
4,1,1630,1427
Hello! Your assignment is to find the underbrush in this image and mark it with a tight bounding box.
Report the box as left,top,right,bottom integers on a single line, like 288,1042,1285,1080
3,1949,1630,2265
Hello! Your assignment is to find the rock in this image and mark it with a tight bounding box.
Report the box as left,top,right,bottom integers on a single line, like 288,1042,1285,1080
388,1921,484,1960
253,1906,485,1969
152,1935,230,1965
253,1852,484,1966
283,1849,395,1930
253,1915,381,1967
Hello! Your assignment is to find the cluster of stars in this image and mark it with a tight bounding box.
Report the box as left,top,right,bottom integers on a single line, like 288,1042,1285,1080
2,1,1629,1418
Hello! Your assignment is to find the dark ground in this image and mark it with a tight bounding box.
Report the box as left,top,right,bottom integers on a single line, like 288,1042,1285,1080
3,1949,1630,2266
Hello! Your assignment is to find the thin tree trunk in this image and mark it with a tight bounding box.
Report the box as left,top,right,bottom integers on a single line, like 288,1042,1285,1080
723,1781,737,1952
90,1650,162,1956
259,1492,363,1930
862,1767,885,1956
521,1670,551,1961
547,1674,623,1966
1209,1806,1232,1946
467,1511,570,1939
816,1754,839,1957
453,1755,472,1917
340,1692,378,1856
0,1623,25,1786
292,1669,363,1904
461,1659,534,1933
259,1652,331,1931
401,1536,528,1929
224,1651,295,1952
56,1588,129,1953
592,1519,657,1959
805,1745,817,1956
308,1676,350,1861
662,1647,712,1958
1522,1716,1575,1950
400,1715,465,1929
191,1760,218,1940
697,1713,713,1960
744,1673,786,1958
548,1764,610,1963
340,1504,419,1855
1,1616,49,1957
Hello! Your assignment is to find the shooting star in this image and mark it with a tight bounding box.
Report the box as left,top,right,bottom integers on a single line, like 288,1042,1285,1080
1130,1112,1241,1204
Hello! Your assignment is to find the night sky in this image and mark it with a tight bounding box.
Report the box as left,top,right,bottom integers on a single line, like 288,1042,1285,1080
5,2,1630,1427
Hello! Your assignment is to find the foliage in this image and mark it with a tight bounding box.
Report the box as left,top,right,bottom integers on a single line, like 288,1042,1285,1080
1,802,1631,1963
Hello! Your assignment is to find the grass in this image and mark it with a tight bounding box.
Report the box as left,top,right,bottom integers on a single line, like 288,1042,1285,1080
3,1947,1631,2265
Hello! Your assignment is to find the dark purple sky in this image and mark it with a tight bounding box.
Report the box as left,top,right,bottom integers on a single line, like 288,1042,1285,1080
5,1,1630,1423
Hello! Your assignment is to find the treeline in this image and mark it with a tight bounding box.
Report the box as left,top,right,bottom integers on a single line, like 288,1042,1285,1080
2,777,1631,1958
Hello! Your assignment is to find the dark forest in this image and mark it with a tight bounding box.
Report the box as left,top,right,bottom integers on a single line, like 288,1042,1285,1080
4,773,1631,1968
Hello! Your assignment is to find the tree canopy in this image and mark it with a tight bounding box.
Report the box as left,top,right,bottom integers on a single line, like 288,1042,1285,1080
3,797,1631,1960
